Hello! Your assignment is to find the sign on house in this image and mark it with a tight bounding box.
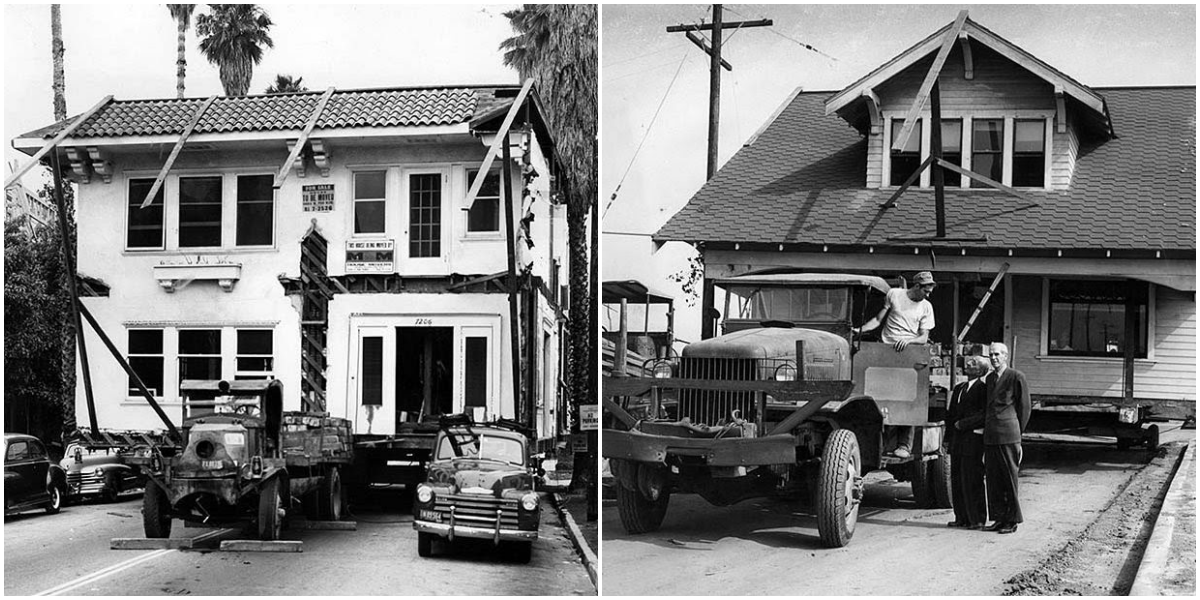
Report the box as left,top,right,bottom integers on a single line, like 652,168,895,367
346,240,394,273
302,184,334,212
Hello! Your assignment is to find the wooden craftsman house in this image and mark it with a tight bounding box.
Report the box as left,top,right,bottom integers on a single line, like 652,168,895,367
656,15,1195,429
13,83,571,450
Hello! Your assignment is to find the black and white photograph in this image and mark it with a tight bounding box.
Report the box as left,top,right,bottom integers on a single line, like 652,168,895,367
5,4,596,596
600,4,1195,596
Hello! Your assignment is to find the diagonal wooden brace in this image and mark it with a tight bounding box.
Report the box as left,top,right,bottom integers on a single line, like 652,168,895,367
463,78,535,211
5,95,114,189
891,10,969,152
934,158,1035,204
141,95,218,208
881,155,935,208
957,262,1010,343
274,88,336,189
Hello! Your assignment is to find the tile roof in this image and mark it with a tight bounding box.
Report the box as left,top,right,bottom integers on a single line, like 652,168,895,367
19,86,520,140
656,87,1196,251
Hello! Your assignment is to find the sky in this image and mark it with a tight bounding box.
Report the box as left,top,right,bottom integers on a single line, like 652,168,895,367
3,3,523,190
600,3,1196,342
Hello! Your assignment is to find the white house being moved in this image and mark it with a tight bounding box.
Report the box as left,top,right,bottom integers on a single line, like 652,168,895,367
13,84,570,451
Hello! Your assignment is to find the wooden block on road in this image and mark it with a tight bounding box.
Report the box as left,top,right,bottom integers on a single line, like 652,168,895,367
219,540,304,552
291,518,357,530
111,538,193,550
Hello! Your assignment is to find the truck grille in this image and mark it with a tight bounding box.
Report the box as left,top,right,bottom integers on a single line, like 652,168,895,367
678,357,760,427
433,494,520,528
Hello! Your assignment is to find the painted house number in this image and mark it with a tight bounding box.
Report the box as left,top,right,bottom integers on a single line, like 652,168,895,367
415,318,433,325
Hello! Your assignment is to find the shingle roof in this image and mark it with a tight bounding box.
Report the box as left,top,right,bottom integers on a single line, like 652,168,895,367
19,86,519,140
655,87,1196,252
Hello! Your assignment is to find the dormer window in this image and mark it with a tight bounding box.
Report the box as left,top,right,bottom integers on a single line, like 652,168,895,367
1012,119,1046,187
883,114,1051,189
940,119,963,187
889,119,922,186
970,119,1004,187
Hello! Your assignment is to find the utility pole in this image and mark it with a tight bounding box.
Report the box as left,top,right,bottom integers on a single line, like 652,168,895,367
667,5,772,180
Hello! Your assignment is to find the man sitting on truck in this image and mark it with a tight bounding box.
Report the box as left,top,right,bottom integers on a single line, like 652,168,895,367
850,270,937,458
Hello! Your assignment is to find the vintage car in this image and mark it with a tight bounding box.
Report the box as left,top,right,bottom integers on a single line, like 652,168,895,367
412,417,542,562
60,444,146,503
4,433,68,516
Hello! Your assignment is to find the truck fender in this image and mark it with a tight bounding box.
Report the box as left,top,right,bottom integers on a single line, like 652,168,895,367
831,396,885,468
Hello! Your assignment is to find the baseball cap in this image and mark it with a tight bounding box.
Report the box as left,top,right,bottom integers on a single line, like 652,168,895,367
913,271,935,286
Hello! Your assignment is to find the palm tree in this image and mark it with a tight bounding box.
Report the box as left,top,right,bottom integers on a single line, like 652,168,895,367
195,4,274,97
166,4,196,99
265,74,308,94
51,5,66,121
501,4,597,498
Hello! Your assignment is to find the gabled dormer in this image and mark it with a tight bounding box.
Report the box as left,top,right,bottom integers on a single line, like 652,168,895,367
825,15,1113,191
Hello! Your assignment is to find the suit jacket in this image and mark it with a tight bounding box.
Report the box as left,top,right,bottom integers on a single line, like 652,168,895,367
981,367,1031,445
946,378,987,449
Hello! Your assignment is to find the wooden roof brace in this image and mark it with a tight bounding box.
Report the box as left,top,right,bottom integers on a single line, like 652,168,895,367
4,95,113,190
892,10,968,152
463,78,535,211
140,95,217,208
274,87,336,189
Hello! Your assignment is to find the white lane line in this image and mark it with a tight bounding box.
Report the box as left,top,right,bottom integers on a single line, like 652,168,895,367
33,529,233,596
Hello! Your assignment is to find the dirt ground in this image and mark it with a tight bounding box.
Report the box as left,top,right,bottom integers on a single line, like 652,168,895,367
1003,441,1188,595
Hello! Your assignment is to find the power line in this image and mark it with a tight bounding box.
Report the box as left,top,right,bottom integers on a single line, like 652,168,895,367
724,4,838,62
604,50,690,219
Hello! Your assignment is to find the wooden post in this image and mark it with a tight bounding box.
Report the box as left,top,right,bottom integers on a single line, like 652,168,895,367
1123,279,1138,403
701,278,716,340
615,298,628,376
50,150,97,432
930,80,946,238
950,276,960,390
502,137,523,423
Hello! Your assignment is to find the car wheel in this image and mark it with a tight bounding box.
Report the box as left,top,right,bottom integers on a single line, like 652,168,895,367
417,532,434,557
101,472,120,503
143,484,172,538
44,483,63,514
257,478,284,541
816,428,861,548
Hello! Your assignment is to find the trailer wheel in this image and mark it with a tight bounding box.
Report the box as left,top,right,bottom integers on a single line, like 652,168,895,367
142,484,171,538
319,466,344,521
816,428,862,548
257,478,284,541
1146,424,1160,452
417,532,434,557
929,446,953,509
615,482,670,534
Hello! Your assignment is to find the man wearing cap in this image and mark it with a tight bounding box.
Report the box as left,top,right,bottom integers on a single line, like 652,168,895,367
851,271,938,458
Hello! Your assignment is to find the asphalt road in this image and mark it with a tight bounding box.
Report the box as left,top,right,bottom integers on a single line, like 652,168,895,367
601,437,1163,596
5,488,593,596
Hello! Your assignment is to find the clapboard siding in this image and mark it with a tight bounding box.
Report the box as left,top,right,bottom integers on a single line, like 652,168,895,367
1013,275,1196,401
877,43,1054,113
865,132,883,188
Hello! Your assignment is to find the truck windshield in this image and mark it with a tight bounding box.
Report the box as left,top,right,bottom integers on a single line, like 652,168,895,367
436,432,525,466
725,286,849,322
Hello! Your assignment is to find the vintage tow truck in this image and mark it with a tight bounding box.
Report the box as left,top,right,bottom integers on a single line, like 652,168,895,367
129,379,352,540
412,415,542,562
603,273,953,548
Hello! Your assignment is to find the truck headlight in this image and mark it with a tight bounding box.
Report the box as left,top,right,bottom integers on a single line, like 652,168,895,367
92,467,105,476
520,492,539,511
416,484,434,504
651,361,673,379
774,364,797,381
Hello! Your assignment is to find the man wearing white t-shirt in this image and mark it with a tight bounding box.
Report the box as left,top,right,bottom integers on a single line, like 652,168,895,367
850,271,938,458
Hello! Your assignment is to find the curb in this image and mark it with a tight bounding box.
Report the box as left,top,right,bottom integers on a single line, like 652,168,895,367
552,492,598,589
1130,441,1194,595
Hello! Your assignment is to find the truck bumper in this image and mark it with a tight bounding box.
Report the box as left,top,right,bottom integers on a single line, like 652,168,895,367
603,428,796,466
414,520,538,545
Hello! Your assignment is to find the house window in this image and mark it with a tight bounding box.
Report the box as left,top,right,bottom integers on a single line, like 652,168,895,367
1048,280,1148,358
235,329,274,379
409,173,442,257
464,337,488,408
889,119,922,186
939,119,963,187
128,329,164,397
970,119,1004,187
178,176,223,247
1012,120,1046,187
353,171,387,235
178,329,221,384
467,170,502,233
236,175,274,246
127,178,164,249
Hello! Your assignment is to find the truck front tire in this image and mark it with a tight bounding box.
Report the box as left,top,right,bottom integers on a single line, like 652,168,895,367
258,478,284,541
143,484,171,538
615,482,670,534
816,428,862,548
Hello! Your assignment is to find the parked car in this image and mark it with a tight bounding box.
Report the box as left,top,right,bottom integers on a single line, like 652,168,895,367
60,444,147,503
4,433,68,516
412,416,542,562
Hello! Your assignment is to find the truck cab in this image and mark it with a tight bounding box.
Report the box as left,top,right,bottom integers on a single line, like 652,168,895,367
604,272,951,548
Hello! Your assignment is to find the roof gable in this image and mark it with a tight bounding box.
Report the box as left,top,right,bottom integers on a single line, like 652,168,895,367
824,17,1109,131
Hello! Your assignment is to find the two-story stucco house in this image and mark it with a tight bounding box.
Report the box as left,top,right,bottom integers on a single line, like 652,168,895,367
656,17,1195,432
13,84,570,451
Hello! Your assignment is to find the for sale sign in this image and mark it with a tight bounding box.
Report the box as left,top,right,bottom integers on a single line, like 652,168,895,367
302,184,334,212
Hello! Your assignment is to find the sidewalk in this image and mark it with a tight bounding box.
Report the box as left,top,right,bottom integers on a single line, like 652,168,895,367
1130,438,1196,595
543,453,598,589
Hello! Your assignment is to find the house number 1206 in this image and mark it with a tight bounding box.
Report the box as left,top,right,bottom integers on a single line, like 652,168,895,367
415,318,433,325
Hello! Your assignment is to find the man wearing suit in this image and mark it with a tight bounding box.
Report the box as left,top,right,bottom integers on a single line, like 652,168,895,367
947,355,990,529
982,342,1031,534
